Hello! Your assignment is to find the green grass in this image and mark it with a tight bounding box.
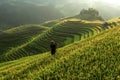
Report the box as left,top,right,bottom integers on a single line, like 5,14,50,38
1,18,106,62
0,25,48,55
0,24,119,80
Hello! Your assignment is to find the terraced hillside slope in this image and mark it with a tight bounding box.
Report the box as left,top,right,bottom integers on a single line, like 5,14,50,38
1,18,105,62
0,25,48,56
0,25,119,80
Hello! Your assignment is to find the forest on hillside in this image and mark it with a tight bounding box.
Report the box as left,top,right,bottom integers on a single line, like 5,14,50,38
75,8,104,21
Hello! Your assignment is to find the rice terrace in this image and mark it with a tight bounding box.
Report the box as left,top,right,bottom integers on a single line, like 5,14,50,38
0,0,120,80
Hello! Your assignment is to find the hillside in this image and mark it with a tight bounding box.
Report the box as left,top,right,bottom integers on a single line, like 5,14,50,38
0,18,106,62
0,25,48,56
0,24,119,79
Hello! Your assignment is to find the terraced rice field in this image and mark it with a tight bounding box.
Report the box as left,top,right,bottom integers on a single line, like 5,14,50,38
1,19,105,62
1,18,120,62
0,25,48,61
0,25,119,80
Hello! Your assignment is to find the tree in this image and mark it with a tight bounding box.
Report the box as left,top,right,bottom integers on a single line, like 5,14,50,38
76,8,104,21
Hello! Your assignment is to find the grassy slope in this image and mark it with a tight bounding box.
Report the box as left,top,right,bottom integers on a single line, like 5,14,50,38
1,18,105,62
0,25,48,55
0,24,119,80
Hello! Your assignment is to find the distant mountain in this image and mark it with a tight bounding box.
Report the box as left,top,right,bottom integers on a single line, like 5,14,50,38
0,1,63,30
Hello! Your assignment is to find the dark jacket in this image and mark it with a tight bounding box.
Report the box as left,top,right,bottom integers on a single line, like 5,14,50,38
50,42,57,55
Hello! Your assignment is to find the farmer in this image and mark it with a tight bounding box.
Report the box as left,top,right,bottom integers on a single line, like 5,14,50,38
102,21,109,27
50,40,57,55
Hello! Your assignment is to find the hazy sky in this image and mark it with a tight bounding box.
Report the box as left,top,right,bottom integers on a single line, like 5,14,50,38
68,0,120,6
97,0,120,4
